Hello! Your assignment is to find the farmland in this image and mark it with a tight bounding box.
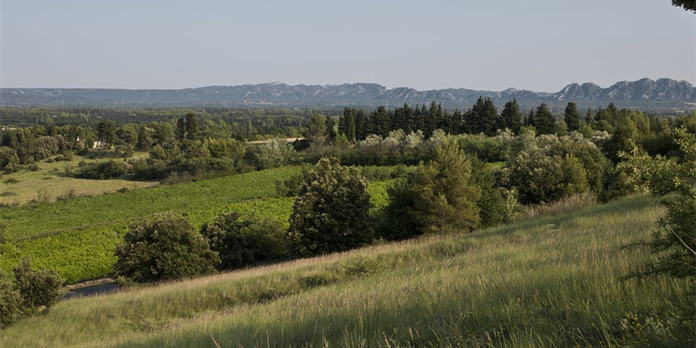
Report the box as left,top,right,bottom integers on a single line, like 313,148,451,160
1,194,692,347
0,151,158,206
0,166,392,283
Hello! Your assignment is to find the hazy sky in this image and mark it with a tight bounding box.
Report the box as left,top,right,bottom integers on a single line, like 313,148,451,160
1,0,694,92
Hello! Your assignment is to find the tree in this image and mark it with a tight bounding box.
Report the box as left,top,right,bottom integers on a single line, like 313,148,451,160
286,158,374,257
306,114,327,146
184,113,199,140
253,138,297,169
506,146,591,205
0,146,20,173
564,102,581,132
673,0,696,12
201,212,286,270
383,141,481,240
467,97,500,135
114,213,219,282
96,120,116,145
12,258,64,313
532,103,556,135
325,115,337,142
501,99,522,134
620,128,696,282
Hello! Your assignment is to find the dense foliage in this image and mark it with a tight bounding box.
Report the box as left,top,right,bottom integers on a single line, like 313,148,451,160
620,128,696,282
0,259,63,329
673,0,696,12
201,212,286,270
286,158,374,256
114,213,219,282
384,141,481,240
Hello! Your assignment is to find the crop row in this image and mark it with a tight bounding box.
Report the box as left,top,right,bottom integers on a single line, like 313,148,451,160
0,181,391,283
1,166,302,241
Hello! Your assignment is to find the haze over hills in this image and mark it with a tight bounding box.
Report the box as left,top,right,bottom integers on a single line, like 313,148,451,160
1,78,694,111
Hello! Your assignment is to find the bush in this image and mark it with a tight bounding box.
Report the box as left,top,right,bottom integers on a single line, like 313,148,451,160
0,147,21,174
0,270,22,329
286,158,374,257
202,212,286,270
383,141,481,240
12,258,64,313
76,159,129,179
506,150,590,205
252,138,299,170
470,158,510,227
114,213,220,283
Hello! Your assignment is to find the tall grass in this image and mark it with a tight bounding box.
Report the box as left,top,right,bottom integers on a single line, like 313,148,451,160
0,195,691,347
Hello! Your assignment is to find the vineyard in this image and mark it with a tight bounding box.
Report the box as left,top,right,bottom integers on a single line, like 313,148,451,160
0,167,392,283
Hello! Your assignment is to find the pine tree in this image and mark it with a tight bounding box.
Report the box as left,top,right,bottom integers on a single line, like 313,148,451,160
468,97,500,135
501,99,522,134
533,103,556,135
585,108,593,125
403,103,415,134
564,102,581,132
355,109,368,140
384,141,481,239
347,110,356,142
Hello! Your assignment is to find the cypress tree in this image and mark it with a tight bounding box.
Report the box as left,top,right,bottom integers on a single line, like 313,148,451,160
355,109,368,140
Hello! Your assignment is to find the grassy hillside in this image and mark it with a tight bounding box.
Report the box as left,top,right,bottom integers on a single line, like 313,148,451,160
1,195,692,347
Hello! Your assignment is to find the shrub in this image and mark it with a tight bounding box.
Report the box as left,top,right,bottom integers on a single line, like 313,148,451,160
252,138,299,170
470,158,509,227
0,270,21,329
286,158,374,257
622,128,696,284
12,258,64,313
0,147,21,174
201,212,286,270
114,213,219,283
506,150,590,205
76,159,129,179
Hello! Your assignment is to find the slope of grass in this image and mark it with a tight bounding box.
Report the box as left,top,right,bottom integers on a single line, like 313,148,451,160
1,195,691,347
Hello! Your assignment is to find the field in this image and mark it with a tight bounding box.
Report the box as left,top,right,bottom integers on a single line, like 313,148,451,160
0,151,158,206
0,194,691,347
0,166,391,283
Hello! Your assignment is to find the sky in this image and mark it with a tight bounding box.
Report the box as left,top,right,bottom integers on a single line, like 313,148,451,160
1,0,694,92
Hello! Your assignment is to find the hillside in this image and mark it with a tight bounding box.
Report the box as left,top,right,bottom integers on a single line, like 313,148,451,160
1,78,694,111
0,195,692,347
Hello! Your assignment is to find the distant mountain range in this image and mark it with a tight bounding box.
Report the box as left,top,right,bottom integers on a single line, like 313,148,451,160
1,78,694,111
